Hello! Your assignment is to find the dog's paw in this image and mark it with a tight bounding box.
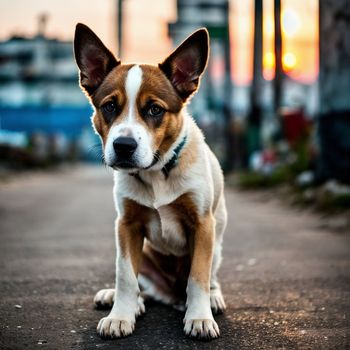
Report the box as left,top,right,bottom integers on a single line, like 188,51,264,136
183,318,220,340
136,295,145,316
94,289,115,309
210,288,226,314
97,317,135,338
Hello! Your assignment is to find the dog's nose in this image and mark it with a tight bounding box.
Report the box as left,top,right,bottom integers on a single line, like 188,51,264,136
113,137,137,156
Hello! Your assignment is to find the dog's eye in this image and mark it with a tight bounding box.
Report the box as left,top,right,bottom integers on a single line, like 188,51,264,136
148,104,164,117
102,101,116,114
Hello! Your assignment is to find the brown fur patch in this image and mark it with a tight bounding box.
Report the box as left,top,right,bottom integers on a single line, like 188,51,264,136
90,65,132,145
117,197,152,273
168,194,215,292
168,193,200,231
189,213,215,292
138,65,183,113
137,65,184,156
177,129,200,172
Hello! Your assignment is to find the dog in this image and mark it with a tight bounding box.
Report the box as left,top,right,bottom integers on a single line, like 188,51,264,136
74,23,227,340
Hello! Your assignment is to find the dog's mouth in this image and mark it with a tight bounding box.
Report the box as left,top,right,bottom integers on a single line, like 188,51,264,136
113,159,137,169
110,151,160,171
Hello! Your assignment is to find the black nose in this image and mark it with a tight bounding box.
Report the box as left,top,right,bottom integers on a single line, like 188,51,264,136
113,137,137,156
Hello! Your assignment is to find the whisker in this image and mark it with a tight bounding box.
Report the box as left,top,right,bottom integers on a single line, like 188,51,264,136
87,143,111,171
87,144,103,157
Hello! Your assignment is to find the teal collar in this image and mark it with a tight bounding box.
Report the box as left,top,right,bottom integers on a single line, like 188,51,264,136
129,135,187,183
161,135,187,178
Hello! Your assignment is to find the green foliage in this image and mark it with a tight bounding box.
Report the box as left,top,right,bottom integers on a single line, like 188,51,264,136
317,191,350,210
237,166,291,189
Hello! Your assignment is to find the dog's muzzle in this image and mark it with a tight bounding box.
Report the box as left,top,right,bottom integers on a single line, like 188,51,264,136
113,136,138,168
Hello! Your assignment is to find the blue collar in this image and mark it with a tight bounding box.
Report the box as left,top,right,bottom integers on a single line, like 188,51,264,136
161,135,187,178
129,135,187,182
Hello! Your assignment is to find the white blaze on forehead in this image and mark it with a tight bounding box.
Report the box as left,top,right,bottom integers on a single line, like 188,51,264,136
125,65,143,122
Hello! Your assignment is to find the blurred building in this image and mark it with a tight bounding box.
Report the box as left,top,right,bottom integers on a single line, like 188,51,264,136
0,29,96,162
0,33,94,136
168,0,233,167
0,34,86,107
168,0,231,114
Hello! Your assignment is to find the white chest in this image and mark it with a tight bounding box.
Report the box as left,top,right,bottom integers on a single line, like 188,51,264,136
114,171,190,256
146,205,188,257
126,177,187,211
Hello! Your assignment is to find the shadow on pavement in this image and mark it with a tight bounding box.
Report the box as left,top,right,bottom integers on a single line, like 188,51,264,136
81,300,237,350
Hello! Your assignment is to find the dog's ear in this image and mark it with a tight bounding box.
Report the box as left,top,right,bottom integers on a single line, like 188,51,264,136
74,23,120,95
159,28,209,101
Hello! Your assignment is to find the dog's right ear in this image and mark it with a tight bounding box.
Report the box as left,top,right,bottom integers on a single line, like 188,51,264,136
159,28,209,101
74,23,120,95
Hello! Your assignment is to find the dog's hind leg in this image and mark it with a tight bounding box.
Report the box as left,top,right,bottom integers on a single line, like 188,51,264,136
210,196,227,314
94,288,114,308
138,242,189,310
94,288,145,315
210,242,226,314
138,274,177,306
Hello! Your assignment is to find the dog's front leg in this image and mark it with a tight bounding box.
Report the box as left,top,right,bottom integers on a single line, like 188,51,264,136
97,218,144,338
184,213,220,339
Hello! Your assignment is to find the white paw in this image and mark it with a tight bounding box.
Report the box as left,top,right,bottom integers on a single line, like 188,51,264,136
210,288,226,314
183,318,220,339
94,289,145,316
97,317,134,338
94,289,115,308
136,295,145,316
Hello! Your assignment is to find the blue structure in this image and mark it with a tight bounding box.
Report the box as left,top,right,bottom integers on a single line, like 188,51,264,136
0,30,101,162
0,106,93,139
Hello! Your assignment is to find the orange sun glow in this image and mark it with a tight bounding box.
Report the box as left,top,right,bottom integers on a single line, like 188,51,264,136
231,0,319,85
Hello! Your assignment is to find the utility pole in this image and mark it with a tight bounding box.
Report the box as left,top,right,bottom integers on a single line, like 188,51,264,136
318,0,350,183
38,13,49,38
117,0,123,57
251,0,263,115
274,0,283,116
222,0,235,172
247,0,263,157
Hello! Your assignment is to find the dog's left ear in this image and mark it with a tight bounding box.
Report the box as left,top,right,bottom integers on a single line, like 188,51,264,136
74,23,120,95
159,28,209,101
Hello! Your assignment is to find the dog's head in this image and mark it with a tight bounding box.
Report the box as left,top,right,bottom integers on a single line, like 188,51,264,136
74,24,209,171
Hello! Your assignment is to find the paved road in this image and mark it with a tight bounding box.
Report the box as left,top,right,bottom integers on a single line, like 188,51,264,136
0,165,349,349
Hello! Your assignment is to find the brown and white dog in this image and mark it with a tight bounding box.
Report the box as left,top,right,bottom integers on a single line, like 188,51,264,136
74,23,227,340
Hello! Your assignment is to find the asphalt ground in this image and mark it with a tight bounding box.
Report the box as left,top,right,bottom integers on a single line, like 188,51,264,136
0,165,349,349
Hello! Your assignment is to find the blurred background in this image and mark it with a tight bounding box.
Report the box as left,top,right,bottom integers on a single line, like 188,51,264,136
0,0,350,209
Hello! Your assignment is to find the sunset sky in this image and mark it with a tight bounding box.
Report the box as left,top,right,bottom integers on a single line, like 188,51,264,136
0,0,318,85
231,0,318,84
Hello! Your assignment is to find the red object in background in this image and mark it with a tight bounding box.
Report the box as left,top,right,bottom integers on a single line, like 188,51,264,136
262,149,277,164
281,108,310,146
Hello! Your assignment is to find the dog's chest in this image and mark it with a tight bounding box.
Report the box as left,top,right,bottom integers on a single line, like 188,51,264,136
119,172,193,256
146,204,189,257
146,175,182,209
